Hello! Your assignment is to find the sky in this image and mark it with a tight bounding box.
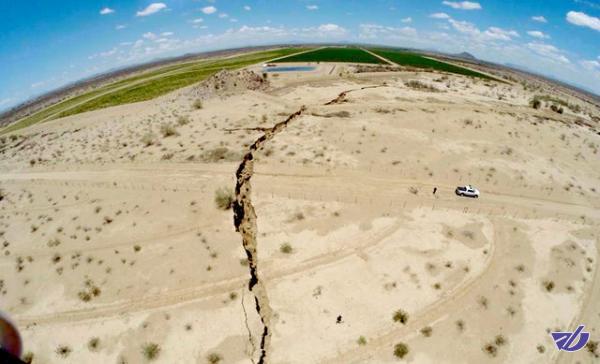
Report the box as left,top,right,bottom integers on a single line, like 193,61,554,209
1,0,599,110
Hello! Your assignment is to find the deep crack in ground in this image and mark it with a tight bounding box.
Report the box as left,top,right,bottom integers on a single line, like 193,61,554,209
232,84,386,363
233,106,306,364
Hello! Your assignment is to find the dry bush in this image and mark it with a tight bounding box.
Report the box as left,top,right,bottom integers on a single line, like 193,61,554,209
193,99,203,109
201,147,238,162
214,187,234,210
393,342,409,359
393,309,409,324
177,115,191,125
142,343,161,361
160,123,178,138
405,80,438,92
141,132,157,147
280,243,293,254
207,353,222,363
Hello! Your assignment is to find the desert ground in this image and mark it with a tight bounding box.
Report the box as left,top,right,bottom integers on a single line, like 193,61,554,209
0,54,599,364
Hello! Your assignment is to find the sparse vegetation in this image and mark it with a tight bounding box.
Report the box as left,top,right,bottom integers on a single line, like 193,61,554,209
141,132,157,147
393,309,409,324
207,352,222,363
404,80,438,92
420,326,433,337
393,342,409,359
159,123,178,137
357,336,367,345
280,243,293,254
56,345,72,358
88,337,100,351
141,343,161,361
214,187,234,210
193,99,203,109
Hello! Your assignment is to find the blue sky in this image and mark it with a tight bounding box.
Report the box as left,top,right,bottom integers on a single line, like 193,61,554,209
1,0,599,110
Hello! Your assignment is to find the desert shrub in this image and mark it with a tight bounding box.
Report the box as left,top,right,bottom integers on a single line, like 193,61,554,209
530,97,541,109
22,352,34,363
207,353,222,363
280,243,293,254
393,309,409,324
586,340,599,357
543,280,555,292
160,123,178,137
405,80,438,92
141,133,157,147
193,99,203,109
357,336,367,345
142,343,160,360
420,326,433,337
56,345,71,357
393,342,409,359
88,337,100,351
483,343,497,357
214,187,234,210
201,147,238,162
177,115,191,125
550,104,564,114
495,335,506,346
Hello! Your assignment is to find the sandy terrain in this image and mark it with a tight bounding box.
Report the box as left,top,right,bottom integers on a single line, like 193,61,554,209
0,60,599,364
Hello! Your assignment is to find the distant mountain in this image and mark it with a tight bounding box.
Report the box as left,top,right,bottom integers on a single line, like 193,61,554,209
454,52,477,61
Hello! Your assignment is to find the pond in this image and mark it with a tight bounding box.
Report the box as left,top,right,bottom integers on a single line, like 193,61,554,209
262,66,316,73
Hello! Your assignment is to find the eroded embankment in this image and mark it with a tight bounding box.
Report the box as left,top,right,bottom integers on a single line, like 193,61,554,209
233,106,305,363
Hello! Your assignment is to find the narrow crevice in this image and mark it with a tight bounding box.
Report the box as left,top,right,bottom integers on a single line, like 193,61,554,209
240,288,257,364
324,84,387,105
233,106,305,364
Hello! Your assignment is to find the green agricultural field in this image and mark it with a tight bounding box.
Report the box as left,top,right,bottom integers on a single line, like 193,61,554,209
370,48,498,81
2,47,305,134
275,47,387,64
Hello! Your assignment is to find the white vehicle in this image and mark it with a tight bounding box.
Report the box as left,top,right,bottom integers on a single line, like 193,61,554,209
455,185,480,198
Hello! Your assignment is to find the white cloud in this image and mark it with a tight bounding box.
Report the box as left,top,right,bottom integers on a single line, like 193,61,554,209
317,23,345,33
448,19,480,35
191,18,203,24
580,59,600,70
527,42,570,64
142,32,158,40
115,24,126,30
531,15,547,23
401,17,412,23
31,81,45,89
161,32,174,37
359,24,417,41
230,18,238,23
202,6,217,14
527,30,550,39
243,5,251,11
100,7,115,15
430,12,450,19
306,5,319,10
0,98,14,107
218,13,229,18
566,11,600,32
447,19,519,41
484,27,519,41
100,48,118,57
136,3,167,17
442,1,481,10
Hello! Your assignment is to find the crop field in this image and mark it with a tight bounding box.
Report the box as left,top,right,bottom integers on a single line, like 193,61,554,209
370,48,497,81
2,48,305,134
275,47,387,64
